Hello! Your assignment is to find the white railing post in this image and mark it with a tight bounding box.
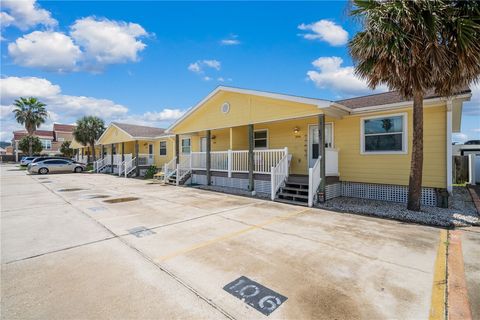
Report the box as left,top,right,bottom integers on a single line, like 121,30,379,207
308,167,314,207
176,164,180,186
228,149,232,177
271,166,275,200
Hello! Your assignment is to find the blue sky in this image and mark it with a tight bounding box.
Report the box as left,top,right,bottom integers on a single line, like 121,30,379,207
1,1,479,142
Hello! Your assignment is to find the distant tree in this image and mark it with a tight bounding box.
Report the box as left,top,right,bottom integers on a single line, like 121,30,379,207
12,97,48,156
349,0,480,211
19,136,42,155
73,116,105,163
60,141,74,158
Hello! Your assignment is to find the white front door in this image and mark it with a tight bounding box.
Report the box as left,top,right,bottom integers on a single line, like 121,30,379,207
200,137,207,152
308,124,333,168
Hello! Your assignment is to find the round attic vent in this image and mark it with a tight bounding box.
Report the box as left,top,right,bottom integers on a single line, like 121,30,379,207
221,102,230,114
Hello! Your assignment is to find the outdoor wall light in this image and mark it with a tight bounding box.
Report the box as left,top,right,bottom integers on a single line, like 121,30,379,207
293,127,300,134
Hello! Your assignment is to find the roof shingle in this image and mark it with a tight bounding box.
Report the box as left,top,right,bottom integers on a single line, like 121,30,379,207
113,122,166,138
336,87,471,109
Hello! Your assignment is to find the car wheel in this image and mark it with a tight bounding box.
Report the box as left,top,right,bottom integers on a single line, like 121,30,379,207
74,167,83,173
39,168,49,175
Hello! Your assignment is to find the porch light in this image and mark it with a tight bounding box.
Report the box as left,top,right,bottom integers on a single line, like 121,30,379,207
293,127,300,134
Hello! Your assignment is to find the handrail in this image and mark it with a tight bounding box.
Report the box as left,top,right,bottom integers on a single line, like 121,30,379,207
163,156,177,178
176,155,191,185
124,157,136,178
308,157,322,207
270,150,289,200
94,158,105,173
118,160,125,176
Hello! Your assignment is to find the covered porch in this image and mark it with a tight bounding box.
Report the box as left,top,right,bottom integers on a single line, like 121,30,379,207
166,114,339,207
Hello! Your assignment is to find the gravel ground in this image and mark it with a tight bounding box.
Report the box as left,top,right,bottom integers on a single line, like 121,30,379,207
317,187,479,228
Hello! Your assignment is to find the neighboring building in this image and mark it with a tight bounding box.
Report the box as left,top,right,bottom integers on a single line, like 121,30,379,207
12,123,76,160
73,122,173,176
0,147,6,155
164,86,471,207
453,140,480,156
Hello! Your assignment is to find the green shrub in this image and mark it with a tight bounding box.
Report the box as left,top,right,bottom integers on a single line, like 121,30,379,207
144,165,157,179
86,164,93,171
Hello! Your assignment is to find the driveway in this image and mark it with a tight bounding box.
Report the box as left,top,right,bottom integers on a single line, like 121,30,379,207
1,163,478,319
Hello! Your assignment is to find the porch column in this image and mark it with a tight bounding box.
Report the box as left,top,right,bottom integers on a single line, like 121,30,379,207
248,124,254,192
206,130,211,185
101,145,104,159
318,114,326,202
111,143,114,173
175,135,180,164
121,142,125,162
135,140,139,176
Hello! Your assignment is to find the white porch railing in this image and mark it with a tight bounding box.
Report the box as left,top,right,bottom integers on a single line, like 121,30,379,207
325,148,339,176
94,158,106,173
75,155,88,164
308,157,322,207
176,155,191,185
189,148,288,176
124,157,136,177
271,150,289,200
118,154,133,176
163,156,177,179
138,154,154,166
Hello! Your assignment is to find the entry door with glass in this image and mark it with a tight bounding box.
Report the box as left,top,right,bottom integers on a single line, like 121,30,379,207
308,124,333,168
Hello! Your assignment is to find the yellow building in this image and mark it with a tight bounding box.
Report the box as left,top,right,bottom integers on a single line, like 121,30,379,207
90,122,175,176
166,86,471,207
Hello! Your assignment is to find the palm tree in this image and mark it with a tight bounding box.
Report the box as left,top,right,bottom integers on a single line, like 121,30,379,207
349,0,480,211
73,116,105,164
12,97,48,156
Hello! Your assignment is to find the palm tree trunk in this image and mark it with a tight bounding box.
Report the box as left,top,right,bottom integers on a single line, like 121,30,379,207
407,91,424,211
28,135,33,156
91,142,96,164
87,146,91,164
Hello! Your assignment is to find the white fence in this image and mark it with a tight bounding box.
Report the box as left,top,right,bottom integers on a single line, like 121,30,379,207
325,149,339,176
138,154,154,166
469,154,480,185
271,151,289,200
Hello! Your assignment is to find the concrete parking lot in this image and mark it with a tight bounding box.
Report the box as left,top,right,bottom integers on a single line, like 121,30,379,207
1,163,478,319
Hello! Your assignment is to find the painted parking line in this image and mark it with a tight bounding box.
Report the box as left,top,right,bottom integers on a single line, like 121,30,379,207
155,208,311,262
429,230,447,320
447,230,473,320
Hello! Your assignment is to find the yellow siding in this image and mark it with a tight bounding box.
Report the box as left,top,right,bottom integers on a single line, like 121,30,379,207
154,137,175,168
173,91,321,134
175,104,447,188
335,105,446,188
97,125,133,145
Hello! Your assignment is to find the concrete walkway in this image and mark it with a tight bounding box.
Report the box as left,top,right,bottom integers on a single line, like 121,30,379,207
1,164,477,319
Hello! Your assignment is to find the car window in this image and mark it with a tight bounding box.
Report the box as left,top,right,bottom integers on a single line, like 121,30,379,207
43,160,70,164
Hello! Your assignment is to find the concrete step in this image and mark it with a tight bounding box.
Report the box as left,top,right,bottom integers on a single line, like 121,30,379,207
274,198,308,207
278,192,308,199
281,186,309,193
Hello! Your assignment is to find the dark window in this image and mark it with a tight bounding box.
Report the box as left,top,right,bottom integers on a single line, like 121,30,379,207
159,141,167,156
254,130,268,149
44,160,70,164
363,116,405,152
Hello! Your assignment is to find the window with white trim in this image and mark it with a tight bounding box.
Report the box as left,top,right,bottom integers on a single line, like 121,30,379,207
181,138,191,154
159,141,167,156
41,139,52,149
362,115,406,153
254,130,268,149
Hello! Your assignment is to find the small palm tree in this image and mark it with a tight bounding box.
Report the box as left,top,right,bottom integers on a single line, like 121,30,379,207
73,116,105,164
12,97,48,156
349,0,480,211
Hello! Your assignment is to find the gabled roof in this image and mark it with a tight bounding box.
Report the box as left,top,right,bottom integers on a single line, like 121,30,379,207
53,123,76,132
13,130,54,140
167,86,334,132
336,87,471,109
112,122,166,138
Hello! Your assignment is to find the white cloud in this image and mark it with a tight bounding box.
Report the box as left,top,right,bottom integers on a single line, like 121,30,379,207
187,59,221,74
203,76,212,81
70,16,147,67
298,19,348,46
187,62,201,73
463,83,480,116
306,56,388,96
453,133,469,143
8,31,82,72
1,0,57,30
220,35,240,46
0,76,184,141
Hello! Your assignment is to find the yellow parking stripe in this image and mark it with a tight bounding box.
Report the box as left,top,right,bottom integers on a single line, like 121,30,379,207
156,208,310,262
429,229,448,320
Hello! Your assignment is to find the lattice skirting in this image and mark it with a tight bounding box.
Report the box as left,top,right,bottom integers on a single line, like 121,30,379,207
334,182,438,207
191,174,271,194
